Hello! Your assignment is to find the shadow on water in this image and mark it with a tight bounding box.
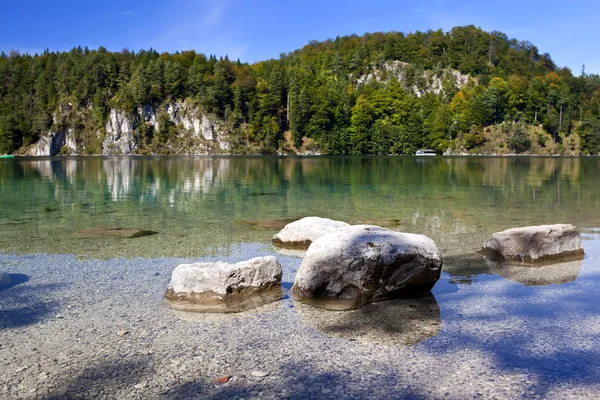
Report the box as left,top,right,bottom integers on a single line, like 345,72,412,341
0,273,29,291
45,357,153,399
426,252,600,396
46,356,426,400
0,274,62,329
296,294,441,346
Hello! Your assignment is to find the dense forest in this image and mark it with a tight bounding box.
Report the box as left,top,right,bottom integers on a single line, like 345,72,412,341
1,25,600,155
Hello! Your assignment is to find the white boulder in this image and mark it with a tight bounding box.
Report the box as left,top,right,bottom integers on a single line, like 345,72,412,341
481,224,584,263
272,217,350,249
165,256,282,313
291,225,442,310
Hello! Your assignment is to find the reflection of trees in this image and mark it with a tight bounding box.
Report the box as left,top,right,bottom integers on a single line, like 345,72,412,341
1,156,599,258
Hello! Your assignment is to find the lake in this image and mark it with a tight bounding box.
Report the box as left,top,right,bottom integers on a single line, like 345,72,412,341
1,156,600,398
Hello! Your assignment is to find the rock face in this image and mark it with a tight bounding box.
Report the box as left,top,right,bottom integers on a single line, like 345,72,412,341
72,226,158,239
165,256,283,313
272,217,350,250
0,272,11,288
481,224,584,263
356,60,471,97
291,225,443,310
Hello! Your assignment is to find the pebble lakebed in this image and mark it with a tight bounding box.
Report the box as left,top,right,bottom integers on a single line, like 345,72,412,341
1,237,600,399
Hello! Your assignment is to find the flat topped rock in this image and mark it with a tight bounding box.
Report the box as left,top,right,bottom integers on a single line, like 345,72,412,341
165,256,282,313
291,225,442,310
272,216,350,250
481,224,583,263
72,226,158,239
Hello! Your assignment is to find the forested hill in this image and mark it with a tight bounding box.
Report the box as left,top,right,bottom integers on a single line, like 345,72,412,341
1,25,600,156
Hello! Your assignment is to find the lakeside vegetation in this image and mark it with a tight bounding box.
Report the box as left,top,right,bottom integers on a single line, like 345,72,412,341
1,25,600,155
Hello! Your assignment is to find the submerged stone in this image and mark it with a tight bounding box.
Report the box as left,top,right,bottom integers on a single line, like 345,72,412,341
237,216,303,231
297,293,441,346
291,225,442,310
72,226,158,239
164,256,283,313
272,216,350,250
481,224,584,263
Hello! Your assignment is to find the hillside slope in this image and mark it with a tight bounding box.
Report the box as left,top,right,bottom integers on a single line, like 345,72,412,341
1,25,599,156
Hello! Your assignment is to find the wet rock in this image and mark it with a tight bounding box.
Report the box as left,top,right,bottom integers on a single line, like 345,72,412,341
72,226,158,239
291,225,442,310
297,294,441,346
272,217,350,250
165,256,283,313
0,272,11,287
481,224,584,263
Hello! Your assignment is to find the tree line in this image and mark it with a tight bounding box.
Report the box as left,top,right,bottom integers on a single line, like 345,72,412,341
1,25,600,155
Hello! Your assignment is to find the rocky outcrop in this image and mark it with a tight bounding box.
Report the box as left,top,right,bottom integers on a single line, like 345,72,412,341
26,129,75,156
481,224,584,263
291,225,443,310
165,256,283,313
356,61,472,97
272,217,350,250
102,109,138,155
72,226,158,239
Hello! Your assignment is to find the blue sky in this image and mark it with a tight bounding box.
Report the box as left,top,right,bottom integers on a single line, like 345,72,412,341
1,0,599,74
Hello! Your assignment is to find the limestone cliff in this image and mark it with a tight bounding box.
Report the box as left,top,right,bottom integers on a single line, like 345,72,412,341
27,100,230,156
356,61,472,97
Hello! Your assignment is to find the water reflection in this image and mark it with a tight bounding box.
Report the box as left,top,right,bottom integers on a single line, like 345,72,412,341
444,253,584,287
296,294,441,346
1,156,600,259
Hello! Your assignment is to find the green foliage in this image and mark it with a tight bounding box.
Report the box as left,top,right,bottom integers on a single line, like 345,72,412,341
579,118,600,154
509,124,532,153
0,26,599,155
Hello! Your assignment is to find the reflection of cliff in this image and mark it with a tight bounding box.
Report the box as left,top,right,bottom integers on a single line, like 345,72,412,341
296,294,441,346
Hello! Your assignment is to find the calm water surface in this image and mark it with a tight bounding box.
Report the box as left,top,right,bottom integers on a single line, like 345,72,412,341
2,155,600,392
1,155,599,259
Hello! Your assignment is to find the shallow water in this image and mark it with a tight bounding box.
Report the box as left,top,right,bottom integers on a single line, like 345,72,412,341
1,156,600,398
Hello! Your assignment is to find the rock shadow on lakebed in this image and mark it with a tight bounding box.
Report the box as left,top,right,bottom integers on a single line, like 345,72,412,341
296,293,441,346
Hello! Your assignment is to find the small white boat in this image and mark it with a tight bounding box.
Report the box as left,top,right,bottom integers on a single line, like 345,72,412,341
415,149,437,156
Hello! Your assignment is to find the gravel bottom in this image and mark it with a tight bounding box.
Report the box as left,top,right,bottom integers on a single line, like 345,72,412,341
1,242,600,400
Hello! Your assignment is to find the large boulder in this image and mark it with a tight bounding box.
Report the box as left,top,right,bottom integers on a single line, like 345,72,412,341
272,217,350,249
291,225,443,310
481,224,584,263
165,256,283,313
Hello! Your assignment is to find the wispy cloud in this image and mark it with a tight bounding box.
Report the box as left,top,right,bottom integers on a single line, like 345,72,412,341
143,0,247,59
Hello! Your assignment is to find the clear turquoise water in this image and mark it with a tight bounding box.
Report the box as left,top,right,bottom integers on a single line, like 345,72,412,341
0,155,598,259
